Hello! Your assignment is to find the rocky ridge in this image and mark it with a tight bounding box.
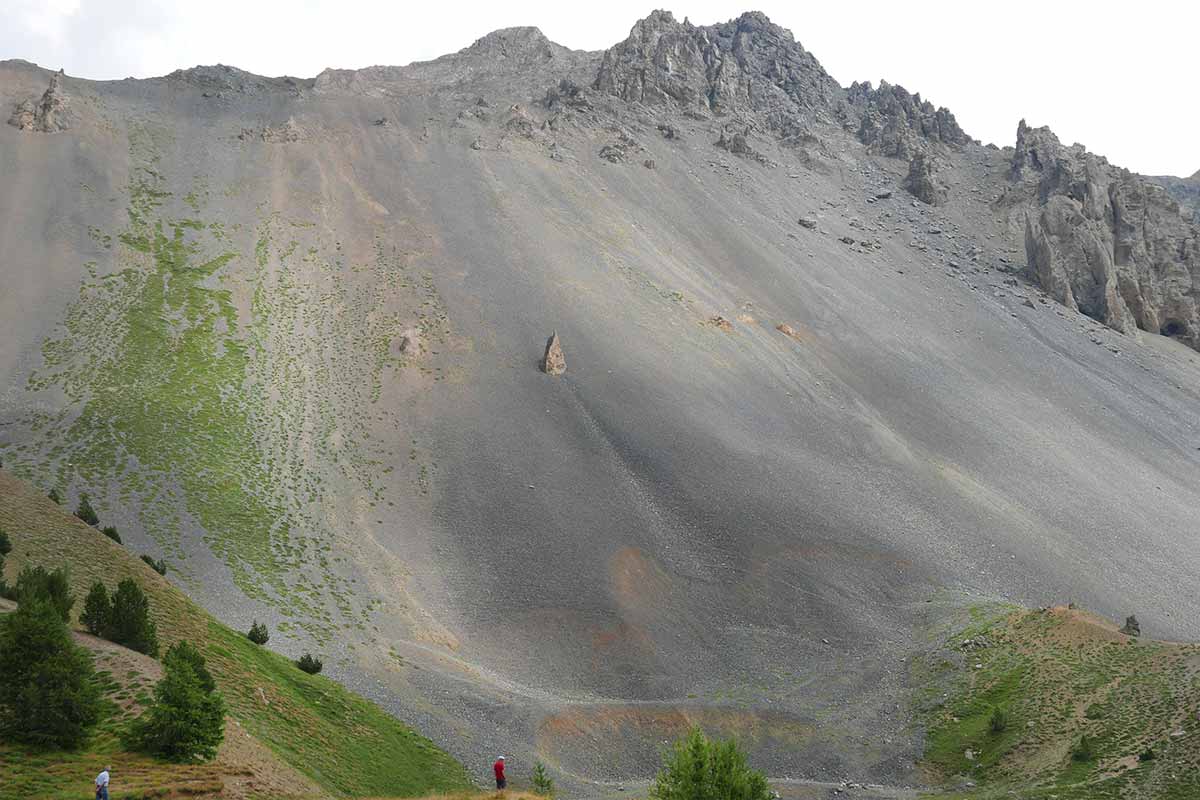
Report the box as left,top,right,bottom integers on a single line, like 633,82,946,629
1005,120,1200,348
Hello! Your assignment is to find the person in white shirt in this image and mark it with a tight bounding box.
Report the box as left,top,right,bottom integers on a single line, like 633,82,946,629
95,766,111,800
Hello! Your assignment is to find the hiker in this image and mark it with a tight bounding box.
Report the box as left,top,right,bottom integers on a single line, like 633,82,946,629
493,755,506,790
95,766,111,800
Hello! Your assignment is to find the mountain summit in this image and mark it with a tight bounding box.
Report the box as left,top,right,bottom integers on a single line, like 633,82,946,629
2,10,1199,794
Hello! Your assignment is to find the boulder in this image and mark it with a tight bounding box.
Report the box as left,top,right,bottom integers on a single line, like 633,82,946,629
1120,615,1141,637
541,332,566,375
904,152,947,205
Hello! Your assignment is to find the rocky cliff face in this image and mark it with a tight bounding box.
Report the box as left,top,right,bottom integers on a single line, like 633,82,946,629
1013,121,1200,346
593,10,843,127
1152,170,1200,224
7,68,70,132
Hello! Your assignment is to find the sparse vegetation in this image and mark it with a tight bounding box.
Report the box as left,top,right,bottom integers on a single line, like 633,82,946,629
100,525,121,544
296,652,323,674
917,604,1200,799
0,597,101,748
247,620,269,645
0,468,471,798
650,726,771,800
47,487,61,504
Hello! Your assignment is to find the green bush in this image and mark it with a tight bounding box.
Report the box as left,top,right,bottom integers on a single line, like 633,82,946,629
247,621,270,645
1072,735,1096,762
296,653,323,674
127,640,225,762
0,598,100,748
80,582,113,637
47,487,62,505
140,554,168,576
650,727,771,800
74,493,100,526
100,526,122,544
13,565,75,622
108,578,158,657
532,761,555,797
1139,747,1156,762
989,706,1009,734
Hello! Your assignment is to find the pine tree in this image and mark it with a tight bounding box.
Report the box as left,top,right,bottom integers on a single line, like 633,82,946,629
296,653,323,674
532,761,555,797
0,598,100,748
108,578,158,657
247,621,270,645
127,640,225,762
650,727,771,800
81,582,113,636
74,493,100,526
100,526,122,544
13,565,75,622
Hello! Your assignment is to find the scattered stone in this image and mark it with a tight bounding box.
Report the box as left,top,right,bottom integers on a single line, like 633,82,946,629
643,159,655,169
797,217,818,230
599,144,626,163
1120,615,1141,637
541,332,566,375
776,323,801,340
398,329,422,356
839,236,856,245
709,315,734,332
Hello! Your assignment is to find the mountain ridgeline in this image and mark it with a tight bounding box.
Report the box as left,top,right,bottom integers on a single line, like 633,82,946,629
2,9,1199,797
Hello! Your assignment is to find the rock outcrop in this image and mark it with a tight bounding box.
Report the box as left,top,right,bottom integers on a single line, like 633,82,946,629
848,80,968,160
1013,121,1200,348
1121,615,1141,637
541,332,566,375
7,69,71,132
904,152,947,205
593,11,843,129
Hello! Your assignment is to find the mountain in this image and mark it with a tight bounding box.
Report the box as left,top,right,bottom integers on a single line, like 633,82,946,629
2,9,1200,794
1150,169,1200,224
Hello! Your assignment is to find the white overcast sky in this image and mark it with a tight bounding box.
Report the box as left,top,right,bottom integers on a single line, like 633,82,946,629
4,0,1197,176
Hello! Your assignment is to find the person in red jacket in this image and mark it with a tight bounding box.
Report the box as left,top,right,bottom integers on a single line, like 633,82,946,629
493,756,506,790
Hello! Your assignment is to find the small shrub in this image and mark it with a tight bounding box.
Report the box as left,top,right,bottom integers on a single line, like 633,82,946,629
247,621,270,645
989,706,1009,734
296,653,323,674
650,727,771,800
47,487,62,504
108,578,158,657
74,493,100,526
13,565,75,622
127,640,224,762
532,761,555,797
0,598,101,748
1139,747,1156,762
1072,735,1095,762
101,526,122,544
81,582,113,636
140,554,168,576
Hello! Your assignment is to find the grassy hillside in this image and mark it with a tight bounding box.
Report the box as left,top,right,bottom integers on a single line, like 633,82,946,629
0,469,472,799
917,604,1200,799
